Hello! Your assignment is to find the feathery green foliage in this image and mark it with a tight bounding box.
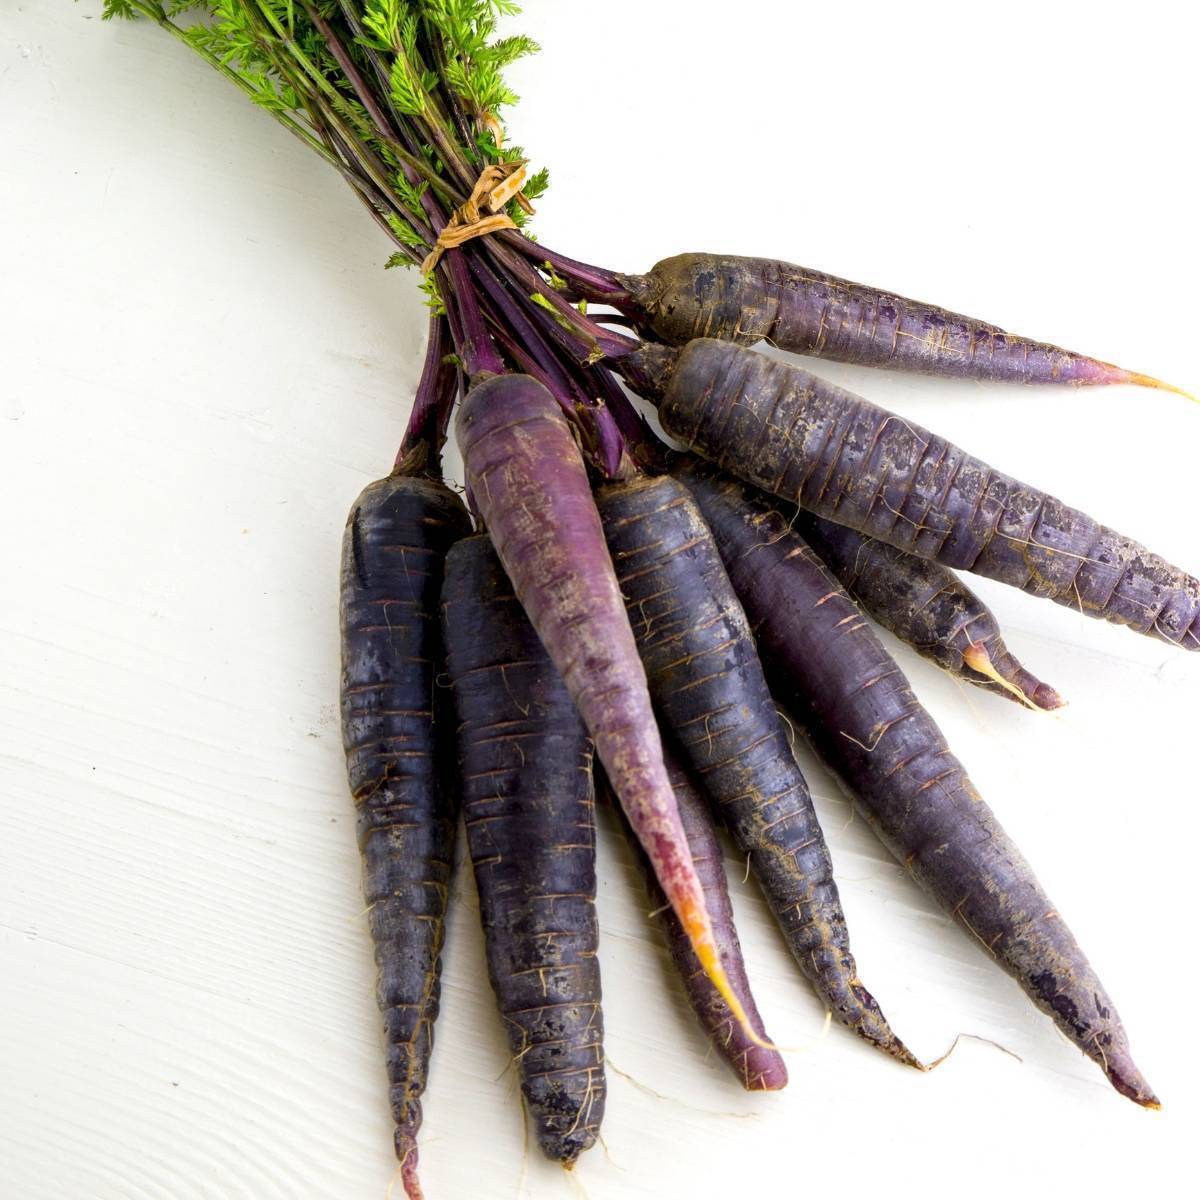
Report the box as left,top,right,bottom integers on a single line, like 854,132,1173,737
98,0,543,251
94,0,630,394
420,0,534,110
386,211,430,249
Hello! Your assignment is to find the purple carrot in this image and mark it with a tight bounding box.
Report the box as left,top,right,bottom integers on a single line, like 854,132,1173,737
454,372,765,1044
620,253,1190,396
611,755,788,1091
793,509,1064,710
677,462,1157,1107
443,535,605,1164
624,338,1200,650
339,467,472,1199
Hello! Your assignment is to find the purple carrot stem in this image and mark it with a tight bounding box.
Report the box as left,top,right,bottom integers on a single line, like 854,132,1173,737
506,240,632,306
477,296,627,478
466,249,628,475
306,7,405,156
316,1,473,197
495,335,564,401
488,243,639,359
589,399,625,478
468,250,576,399
429,322,460,451
486,320,574,413
396,314,449,468
591,367,654,446
315,114,413,239
440,358,464,445
442,278,466,355
322,2,455,240
445,251,506,379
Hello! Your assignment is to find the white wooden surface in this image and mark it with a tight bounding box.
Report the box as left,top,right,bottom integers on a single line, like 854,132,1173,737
3,3,1198,1197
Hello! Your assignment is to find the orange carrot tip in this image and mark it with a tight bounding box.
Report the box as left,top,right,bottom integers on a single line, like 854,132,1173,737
1101,364,1197,402
688,920,778,1051
1126,372,1197,403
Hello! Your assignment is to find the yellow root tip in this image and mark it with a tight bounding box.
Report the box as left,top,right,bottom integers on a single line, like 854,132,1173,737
961,643,1047,711
1126,372,1197,403
692,935,776,1051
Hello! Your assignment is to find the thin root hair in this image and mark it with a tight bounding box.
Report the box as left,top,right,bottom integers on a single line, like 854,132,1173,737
603,1055,759,1119
926,1031,1024,1070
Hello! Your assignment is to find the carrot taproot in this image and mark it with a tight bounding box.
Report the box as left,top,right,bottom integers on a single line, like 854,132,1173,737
678,463,1157,1107
610,755,788,1091
339,468,472,1197
792,509,1063,710
442,534,605,1164
596,473,918,1067
628,338,1200,649
454,372,761,1044
621,254,1188,396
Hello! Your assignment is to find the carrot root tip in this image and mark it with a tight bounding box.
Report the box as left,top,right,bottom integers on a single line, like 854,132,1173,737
1107,1062,1161,1110
1119,370,1195,403
751,1075,790,1092
893,1042,927,1071
689,927,776,1050
1031,682,1067,711
399,1152,424,1200
962,642,1059,711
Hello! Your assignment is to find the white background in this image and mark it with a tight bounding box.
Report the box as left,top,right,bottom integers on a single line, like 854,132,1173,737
2,3,1198,1197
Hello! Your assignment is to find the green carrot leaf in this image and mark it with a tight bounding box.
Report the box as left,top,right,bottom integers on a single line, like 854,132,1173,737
419,272,447,315
522,166,549,201
386,212,429,249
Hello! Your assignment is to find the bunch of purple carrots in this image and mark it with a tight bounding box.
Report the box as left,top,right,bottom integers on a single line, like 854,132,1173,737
104,4,1195,1195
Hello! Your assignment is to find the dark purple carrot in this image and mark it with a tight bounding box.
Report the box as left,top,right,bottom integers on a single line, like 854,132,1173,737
625,338,1200,650
339,467,472,1198
442,534,605,1164
612,755,788,1091
621,253,1189,396
678,462,1157,1107
794,509,1063,710
595,473,918,1068
454,372,762,1041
